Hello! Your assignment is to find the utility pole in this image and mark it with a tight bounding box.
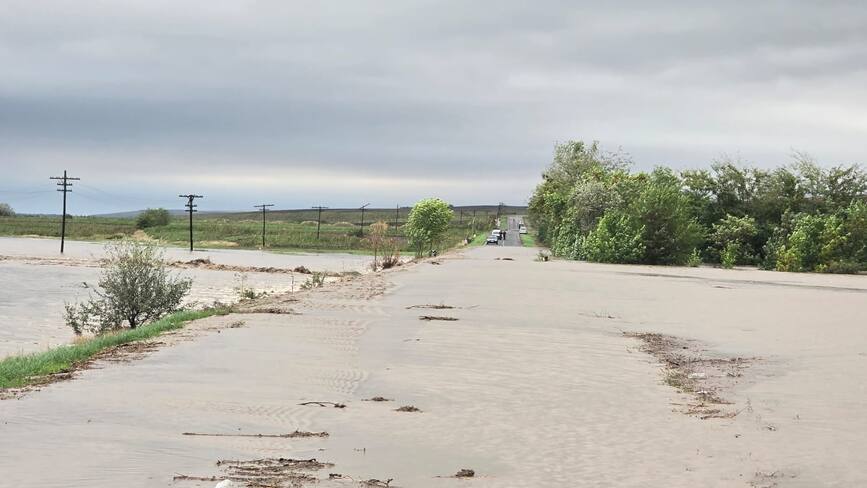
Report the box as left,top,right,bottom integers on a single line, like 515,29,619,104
49,170,80,253
311,206,328,240
497,202,504,226
394,205,400,232
254,203,274,248
459,208,463,225
179,194,203,251
359,203,370,237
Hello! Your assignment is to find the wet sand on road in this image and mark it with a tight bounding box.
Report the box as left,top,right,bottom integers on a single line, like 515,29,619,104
1,245,865,487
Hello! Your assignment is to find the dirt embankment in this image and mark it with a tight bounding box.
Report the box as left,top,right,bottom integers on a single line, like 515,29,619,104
170,257,314,274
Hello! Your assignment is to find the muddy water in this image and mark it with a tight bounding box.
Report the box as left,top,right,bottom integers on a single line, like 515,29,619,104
1,245,866,486
0,237,372,357
0,236,372,270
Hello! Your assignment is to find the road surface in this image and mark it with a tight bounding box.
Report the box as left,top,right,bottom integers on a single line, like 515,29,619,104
2,245,866,486
500,215,523,246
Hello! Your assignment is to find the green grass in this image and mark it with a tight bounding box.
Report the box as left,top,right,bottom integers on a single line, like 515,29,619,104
0,308,227,389
520,232,537,247
468,232,489,246
0,208,508,253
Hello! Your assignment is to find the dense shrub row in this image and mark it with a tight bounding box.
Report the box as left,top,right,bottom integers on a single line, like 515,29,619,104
528,141,867,273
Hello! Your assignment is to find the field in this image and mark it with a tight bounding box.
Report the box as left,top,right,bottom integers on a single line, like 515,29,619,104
0,206,527,253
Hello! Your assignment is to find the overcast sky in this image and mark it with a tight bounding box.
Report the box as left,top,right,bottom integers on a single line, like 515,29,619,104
2,1,867,214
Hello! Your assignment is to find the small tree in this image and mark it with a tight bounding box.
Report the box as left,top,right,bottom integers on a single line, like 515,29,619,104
136,208,171,229
65,240,192,334
0,203,14,217
367,221,389,270
405,198,454,257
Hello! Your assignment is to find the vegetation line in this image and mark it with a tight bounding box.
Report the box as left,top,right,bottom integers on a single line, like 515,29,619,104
0,308,227,390
529,140,867,273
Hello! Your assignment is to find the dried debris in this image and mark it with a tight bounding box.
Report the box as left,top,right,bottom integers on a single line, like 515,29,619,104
418,315,458,321
362,396,393,402
395,405,421,412
181,430,328,439
406,304,455,310
174,457,332,487
455,469,475,478
299,401,346,408
624,331,754,419
750,470,796,488
236,306,300,315
171,258,315,275
361,479,394,487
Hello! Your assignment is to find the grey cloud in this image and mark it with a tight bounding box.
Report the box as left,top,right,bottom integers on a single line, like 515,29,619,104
1,1,867,213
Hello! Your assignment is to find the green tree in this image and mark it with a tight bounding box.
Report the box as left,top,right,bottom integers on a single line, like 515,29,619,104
630,168,703,265
404,198,454,257
136,208,171,229
65,241,192,334
0,203,14,217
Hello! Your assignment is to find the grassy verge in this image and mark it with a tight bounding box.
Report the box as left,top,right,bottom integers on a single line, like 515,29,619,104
0,213,499,254
520,232,537,247
0,308,228,389
468,232,489,246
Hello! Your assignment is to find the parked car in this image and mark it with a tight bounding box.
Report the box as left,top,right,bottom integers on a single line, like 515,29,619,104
485,234,499,245
519,226,528,234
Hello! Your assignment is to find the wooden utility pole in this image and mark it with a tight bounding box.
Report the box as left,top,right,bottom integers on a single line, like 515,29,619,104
311,206,328,240
49,170,80,253
394,205,399,231
359,203,370,236
179,194,203,251
254,204,274,248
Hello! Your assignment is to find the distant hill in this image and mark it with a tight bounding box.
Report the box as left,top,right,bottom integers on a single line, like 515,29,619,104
91,209,222,219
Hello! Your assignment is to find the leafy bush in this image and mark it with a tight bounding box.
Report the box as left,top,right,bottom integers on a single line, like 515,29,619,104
136,208,171,229
301,272,326,289
686,248,702,267
0,203,14,217
579,211,644,263
720,243,739,269
529,140,867,273
710,215,758,264
404,198,453,257
65,241,192,334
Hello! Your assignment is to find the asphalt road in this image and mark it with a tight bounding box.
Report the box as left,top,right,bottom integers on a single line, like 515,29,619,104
502,215,524,246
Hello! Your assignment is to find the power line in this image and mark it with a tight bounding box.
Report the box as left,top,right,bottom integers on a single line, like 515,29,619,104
311,206,328,240
179,194,203,251
49,170,80,253
254,203,275,248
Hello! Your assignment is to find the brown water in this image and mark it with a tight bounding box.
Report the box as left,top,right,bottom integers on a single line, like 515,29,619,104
0,237,373,357
1,245,865,486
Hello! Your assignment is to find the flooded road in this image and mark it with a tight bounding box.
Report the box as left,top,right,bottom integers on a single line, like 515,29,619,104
1,244,866,486
0,237,373,357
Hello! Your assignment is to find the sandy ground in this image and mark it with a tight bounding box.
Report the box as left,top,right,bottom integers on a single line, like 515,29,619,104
0,237,373,357
1,245,866,486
